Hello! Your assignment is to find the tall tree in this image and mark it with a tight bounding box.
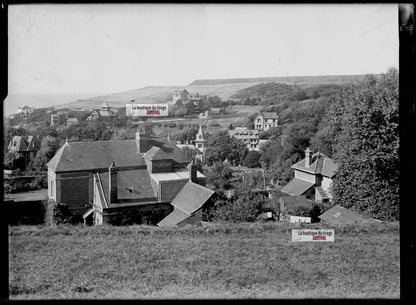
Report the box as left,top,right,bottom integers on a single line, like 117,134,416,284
28,136,60,172
328,68,399,220
205,130,248,165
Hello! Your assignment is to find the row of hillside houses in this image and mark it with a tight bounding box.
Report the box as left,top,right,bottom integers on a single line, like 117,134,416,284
229,127,266,151
17,106,35,117
47,127,215,226
173,89,206,104
86,102,115,121
50,102,116,126
229,112,279,151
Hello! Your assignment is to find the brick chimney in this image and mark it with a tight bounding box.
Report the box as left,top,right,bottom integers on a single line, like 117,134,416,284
189,160,197,183
109,161,117,204
305,147,312,168
135,126,148,153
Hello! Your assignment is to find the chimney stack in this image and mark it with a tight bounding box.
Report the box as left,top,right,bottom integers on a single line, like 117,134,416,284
109,161,117,204
189,160,197,183
305,147,312,168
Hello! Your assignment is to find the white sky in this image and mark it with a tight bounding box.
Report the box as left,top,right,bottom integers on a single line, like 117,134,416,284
8,4,399,96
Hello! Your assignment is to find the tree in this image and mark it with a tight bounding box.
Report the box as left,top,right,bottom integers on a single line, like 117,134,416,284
205,162,234,194
28,136,60,172
209,191,266,222
328,68,399,221
243,151,261,168
228,137,248,166
309,125,333,157
205,130,248,165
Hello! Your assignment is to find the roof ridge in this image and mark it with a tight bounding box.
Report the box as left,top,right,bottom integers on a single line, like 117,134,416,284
67,139,136,144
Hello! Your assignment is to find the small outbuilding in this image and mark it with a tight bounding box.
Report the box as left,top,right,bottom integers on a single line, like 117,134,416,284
318,205,381,226
157,181,215,227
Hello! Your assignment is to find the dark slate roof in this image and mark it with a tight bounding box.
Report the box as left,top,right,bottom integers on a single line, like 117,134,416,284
280,195,312,210
144,146,172,161
157,208,190,227
140,138,189,164
9,136,38,152
170,182,215,214
259,112,279,119
319,205,380,226
157,182,215,227
48,140,145,172
280,178,315,196
292,152,338,178
99,169,157,203
48,137,189,173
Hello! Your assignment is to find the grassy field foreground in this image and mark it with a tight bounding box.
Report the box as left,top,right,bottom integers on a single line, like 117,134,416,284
9,222,399,299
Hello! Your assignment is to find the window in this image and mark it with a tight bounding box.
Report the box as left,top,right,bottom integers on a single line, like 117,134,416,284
50,180,54,197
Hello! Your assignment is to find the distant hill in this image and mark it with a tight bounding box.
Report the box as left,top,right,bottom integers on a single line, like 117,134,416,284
56,83,262,110
189,74,372,86
56,74,374,111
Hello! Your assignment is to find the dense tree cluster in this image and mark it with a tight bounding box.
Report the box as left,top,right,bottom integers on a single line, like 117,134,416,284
328,68,399,221
204,130,248,166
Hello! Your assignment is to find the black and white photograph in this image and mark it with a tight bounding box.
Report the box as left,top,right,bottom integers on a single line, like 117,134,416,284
3,3,408,299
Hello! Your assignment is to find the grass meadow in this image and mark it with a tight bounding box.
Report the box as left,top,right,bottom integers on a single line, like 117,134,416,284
8,222,399,299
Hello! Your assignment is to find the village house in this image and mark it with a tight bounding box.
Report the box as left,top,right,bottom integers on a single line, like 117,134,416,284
172,89,189,103
198,111,209,119
86,102,115,121
255,112,279,131
66,117,79,126
210,107,222,115
17,105,35,117
281,147,338,203
47,128,214,226
173,89,206,106
229,127,268,151
50,114,58,126
7,136,39,171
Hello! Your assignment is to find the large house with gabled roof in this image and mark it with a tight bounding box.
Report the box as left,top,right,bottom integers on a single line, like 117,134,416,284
47,128,215,226
281,147,338,203
255,112,279,131
7,135,39,170
86,102,115,121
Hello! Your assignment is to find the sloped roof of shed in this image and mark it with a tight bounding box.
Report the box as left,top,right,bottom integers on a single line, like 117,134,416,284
157,208,190,227
319,205,380,226
281,178,315,196
170,182,215,214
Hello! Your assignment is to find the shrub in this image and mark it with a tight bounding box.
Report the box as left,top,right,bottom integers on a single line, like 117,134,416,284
209,192,265,222
46,200,77,225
